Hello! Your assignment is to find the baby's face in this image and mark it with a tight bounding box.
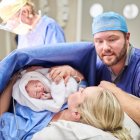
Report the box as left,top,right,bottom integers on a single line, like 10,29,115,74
25,80,51,99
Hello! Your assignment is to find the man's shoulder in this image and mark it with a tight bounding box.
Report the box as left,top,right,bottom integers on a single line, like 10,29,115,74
130,47,140,65
133,47,140,57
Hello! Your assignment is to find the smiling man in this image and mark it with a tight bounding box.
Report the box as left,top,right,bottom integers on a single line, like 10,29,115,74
92,12,131,84
92,12,140,125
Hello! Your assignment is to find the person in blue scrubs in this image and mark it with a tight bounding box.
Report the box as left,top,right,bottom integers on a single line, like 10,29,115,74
92,12,140,125
48,12,140,126
0,0,65,48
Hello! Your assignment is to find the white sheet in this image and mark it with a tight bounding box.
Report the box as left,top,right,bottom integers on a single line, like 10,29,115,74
32,114,140,140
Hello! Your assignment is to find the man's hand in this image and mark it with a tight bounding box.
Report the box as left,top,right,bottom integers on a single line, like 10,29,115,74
49,65,84,84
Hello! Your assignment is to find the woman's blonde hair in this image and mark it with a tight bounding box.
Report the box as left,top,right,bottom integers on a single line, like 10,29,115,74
25,0,36,15
78,88,132,140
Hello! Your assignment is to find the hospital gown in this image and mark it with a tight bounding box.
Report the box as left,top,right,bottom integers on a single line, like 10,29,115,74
0,103,67,140
17,15,65,48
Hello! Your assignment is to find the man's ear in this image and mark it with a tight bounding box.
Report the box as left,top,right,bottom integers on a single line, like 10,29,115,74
72,111,81,121
126,32,130,41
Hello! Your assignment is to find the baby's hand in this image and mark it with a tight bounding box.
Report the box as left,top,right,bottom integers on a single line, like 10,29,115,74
41,93,52,100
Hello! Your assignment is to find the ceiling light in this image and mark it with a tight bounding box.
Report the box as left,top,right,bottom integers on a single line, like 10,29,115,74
123,4,139,19
89,3,103,18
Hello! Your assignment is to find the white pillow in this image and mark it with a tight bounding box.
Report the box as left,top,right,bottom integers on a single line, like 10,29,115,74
123,113,140,140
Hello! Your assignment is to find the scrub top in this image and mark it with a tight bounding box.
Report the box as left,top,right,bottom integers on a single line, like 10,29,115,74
96,46,140,97
17,15,65,49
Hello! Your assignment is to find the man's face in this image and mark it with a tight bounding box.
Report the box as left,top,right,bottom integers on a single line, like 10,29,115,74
94,31,130,66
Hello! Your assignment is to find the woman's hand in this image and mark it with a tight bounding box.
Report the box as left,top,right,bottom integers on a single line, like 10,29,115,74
49,65,84,84
98,80,116,91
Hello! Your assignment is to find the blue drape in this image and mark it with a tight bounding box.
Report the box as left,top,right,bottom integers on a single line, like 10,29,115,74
0,42,96,93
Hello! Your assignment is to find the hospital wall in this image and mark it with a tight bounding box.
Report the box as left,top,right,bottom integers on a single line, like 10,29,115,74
0,0,140,60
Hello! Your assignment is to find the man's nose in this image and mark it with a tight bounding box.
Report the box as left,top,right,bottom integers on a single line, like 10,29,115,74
102,41,111,51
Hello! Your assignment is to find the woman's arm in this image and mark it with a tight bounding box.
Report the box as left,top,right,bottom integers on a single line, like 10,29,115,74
99,80,140,126
0,73,19,115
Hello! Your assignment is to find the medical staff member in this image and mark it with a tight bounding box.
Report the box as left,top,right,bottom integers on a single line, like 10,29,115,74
48,12,140,126
92,12,140,125
0,0,65,48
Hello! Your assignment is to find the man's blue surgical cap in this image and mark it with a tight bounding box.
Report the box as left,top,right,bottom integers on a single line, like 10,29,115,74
92,11,128,35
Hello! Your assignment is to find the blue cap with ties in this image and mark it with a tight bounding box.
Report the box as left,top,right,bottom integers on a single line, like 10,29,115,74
92,11,128,35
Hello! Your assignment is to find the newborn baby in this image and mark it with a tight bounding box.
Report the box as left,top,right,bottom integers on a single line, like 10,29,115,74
12,68,78,112
25,80,52,100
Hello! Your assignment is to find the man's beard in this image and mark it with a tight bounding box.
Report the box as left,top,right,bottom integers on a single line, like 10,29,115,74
101,42,127,66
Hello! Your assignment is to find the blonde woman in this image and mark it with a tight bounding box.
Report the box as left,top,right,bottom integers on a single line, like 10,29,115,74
32,87,132,140
77,87,132,140
0,0,65,48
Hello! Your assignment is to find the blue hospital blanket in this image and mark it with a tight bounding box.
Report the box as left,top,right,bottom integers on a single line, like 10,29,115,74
0,42,96,93
0,42,97,140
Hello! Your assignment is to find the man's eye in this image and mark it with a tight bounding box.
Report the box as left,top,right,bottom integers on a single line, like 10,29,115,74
95,40,103,44
109,39,114,41
109,38,116,42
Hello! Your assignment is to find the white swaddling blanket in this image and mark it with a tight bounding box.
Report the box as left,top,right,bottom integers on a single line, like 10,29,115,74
12,68,78,112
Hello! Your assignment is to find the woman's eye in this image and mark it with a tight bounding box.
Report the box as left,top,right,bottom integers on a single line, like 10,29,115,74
82,91,85,94
79,88,84,93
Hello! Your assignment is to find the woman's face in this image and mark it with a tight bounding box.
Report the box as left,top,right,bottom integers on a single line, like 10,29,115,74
68,87,100,111
4,6,32,35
